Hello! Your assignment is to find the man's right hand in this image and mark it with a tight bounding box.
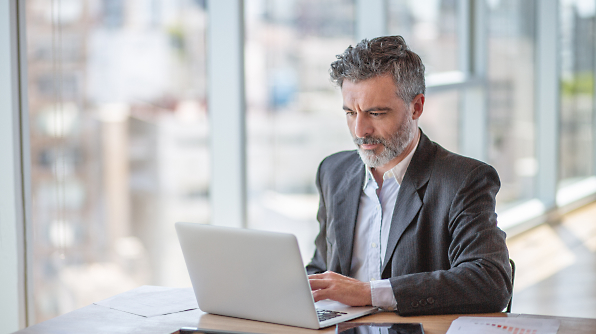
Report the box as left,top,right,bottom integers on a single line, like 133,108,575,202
308,271,372,306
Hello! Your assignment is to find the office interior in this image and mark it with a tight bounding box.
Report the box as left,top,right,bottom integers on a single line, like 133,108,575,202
2,0,596,332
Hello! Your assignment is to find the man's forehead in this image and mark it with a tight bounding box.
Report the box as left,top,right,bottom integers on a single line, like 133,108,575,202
341,75,402,101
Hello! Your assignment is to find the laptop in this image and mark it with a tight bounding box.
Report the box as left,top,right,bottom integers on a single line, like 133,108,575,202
175,222,377,329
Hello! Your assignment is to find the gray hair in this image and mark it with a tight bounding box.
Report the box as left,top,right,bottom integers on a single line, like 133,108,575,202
329,35,425,103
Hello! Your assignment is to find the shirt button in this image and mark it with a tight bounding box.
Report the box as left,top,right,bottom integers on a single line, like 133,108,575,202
370,278,376,281
427,297,435,305
411,301,419,308
371,242,377,248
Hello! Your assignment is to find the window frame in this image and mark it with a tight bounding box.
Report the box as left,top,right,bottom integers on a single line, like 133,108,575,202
1,0,33,331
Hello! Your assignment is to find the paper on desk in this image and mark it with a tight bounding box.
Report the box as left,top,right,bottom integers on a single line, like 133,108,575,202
446,316,560,334
94,285,198,317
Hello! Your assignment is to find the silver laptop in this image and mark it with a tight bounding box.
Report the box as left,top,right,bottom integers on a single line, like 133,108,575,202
175,222,377,329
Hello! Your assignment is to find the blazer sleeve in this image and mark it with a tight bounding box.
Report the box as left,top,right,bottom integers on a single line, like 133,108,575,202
390,164,512,315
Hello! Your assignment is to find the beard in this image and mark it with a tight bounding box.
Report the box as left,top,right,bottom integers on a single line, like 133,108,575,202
353,116,416,168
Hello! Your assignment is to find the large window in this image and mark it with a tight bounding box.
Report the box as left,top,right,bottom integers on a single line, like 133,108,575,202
244,0,356,262
487,0,537,208
559,0,595,188
10,0,596,326
388,0,460,153
388,0,459,74
419,90,460,153
25,0,208,322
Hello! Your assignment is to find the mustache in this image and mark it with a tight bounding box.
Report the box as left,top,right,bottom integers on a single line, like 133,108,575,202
353,136,386,147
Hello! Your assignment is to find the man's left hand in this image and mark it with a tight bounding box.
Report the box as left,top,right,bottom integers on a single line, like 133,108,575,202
308,271,372,306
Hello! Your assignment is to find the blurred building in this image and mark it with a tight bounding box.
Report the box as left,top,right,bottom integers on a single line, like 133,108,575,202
24,0,209,321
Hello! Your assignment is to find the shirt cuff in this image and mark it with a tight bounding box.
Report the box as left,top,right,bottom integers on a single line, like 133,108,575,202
370,279,398,310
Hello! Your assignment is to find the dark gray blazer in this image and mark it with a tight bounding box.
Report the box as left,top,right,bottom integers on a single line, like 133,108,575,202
306,131,512,316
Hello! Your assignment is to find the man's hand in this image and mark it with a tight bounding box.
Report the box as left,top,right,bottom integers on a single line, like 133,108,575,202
308,271,372,306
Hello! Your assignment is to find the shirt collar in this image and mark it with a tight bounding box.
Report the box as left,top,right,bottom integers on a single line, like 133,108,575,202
362,133,420,189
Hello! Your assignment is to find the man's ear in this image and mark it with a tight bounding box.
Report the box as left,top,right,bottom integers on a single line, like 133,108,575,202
411,94,425,120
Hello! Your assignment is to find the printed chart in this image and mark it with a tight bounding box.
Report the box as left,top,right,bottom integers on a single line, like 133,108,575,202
446,316,560,334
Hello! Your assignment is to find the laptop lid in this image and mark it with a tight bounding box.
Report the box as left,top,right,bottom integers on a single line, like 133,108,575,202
175,222,375,329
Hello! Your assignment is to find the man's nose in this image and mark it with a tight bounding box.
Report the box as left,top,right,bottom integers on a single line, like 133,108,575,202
354,112,372,138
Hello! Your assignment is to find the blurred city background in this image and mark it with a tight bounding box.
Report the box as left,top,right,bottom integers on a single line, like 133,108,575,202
19,0,596,324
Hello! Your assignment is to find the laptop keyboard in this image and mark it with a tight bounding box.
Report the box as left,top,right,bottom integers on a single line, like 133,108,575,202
316,309,348,322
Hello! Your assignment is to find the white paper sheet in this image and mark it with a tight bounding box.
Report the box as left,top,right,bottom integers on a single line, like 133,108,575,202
446,316,560,334
94,285,198,317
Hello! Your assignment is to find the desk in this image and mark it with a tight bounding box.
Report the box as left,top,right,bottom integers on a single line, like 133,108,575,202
12,286,596,334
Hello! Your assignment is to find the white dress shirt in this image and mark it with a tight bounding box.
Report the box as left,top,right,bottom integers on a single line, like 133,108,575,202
350,136,419,309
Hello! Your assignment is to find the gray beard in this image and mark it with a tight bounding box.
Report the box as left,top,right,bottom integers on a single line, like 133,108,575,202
354,117,416,168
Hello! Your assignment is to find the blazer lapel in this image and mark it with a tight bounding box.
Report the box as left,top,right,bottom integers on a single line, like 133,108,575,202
381,131,434,273
333,157,365,276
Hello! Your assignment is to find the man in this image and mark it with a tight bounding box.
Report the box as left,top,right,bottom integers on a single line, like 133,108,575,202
306,36,512,316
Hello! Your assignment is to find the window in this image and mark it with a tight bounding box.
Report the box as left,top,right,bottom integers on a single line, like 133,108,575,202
388,0,461,153
11,0,596,325
25,0,208,322
419,90,460,153
487,0,537,208
559,0,595,188
388,0,459,74
245,0,356,261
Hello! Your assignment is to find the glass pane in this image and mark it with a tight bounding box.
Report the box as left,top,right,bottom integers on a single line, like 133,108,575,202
486,0,537,208
387,0,459,74
419,90,460,154
25,0,208,322
245,0,356,262
559,0,595,188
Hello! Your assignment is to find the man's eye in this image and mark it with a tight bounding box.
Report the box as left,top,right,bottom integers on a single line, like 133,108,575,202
370,112,383,116
346,111,355,116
